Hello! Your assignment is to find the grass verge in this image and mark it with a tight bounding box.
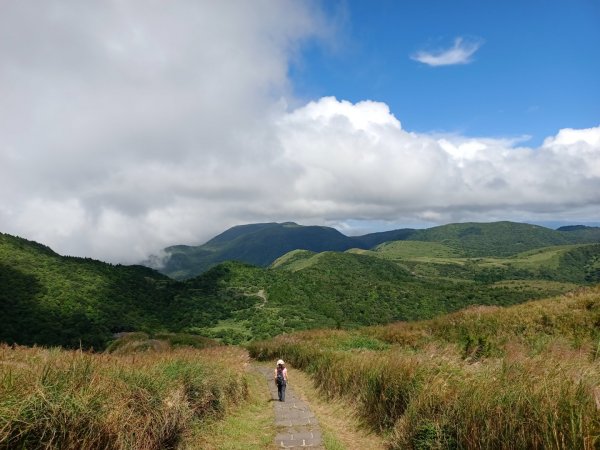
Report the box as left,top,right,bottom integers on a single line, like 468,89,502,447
287,366,387,450
186,367,276,449
0,345,248,449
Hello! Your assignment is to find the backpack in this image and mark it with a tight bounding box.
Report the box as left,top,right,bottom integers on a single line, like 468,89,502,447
276,367,284,385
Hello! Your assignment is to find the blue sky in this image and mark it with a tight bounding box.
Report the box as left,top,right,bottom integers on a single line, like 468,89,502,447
291,0,600,145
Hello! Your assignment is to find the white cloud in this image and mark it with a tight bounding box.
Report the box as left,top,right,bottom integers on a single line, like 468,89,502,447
273,97,600,227
0,0,323,262
411,37,483,66
0,4,598,264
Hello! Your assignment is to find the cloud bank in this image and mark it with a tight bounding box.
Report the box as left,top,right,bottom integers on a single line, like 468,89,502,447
411,37,483,66
1,3,599,263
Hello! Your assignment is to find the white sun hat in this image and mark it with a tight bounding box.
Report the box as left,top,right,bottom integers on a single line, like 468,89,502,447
277,359,284,365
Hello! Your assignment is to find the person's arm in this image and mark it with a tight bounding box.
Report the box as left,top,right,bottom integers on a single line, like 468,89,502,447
283,367,288,382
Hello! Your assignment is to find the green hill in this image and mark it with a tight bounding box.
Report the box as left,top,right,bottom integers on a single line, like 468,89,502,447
198,243,600,343
0,233,176,349
150,221,600,279
0,233,283,348
366,240,600,283
156,222,355,279
2,223,599,349
407,221,565,256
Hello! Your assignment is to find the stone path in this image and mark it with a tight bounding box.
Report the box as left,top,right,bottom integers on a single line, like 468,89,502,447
256,366,324,449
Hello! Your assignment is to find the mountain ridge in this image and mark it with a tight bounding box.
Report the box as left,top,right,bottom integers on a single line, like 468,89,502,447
2,226,599,348
152,221,415,279
149,220,600,279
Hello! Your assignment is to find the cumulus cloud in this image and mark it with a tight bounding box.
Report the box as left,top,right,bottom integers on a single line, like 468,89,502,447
0,3,599,264
0,0,322,262
411,37,483,66
277,98,600,223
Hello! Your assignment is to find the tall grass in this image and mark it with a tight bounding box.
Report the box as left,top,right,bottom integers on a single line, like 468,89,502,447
0,345,248,449
249,286,600,449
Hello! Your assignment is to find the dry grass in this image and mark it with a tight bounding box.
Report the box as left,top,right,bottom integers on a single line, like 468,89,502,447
249,286,600,449
287,365,387,450
0,345,249,449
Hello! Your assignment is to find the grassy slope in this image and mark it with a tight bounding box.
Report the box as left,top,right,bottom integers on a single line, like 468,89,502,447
345,239,600,285
249,286,600,449
407,221,571,256
0,344,249,450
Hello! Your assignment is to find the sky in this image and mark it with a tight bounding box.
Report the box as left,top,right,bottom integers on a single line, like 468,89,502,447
0,0,599,263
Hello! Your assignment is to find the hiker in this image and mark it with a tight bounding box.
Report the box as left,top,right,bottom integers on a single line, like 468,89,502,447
274,359,288,401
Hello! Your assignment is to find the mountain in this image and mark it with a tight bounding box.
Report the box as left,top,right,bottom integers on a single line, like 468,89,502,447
152,222,411,279
151,221,600,279
556,224,600,242
405,221,596,256
2,221,599,349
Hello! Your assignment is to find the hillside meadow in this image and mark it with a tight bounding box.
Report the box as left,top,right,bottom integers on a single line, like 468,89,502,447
249,286,600,449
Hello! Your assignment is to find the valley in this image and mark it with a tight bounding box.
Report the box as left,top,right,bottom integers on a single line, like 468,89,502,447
1,221,599,348
1,220,599,448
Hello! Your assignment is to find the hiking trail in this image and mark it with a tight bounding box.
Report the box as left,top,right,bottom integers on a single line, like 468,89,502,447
256,365,324,449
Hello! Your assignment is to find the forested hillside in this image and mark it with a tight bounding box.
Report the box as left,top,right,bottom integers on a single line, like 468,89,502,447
2,223,599,349
151,221,600,279
0,233,176,348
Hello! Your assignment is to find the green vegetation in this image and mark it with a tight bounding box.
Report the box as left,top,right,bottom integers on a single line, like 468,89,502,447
191,252,557,343
153,221,600,279
248,287,600,449
406,221,600,257
105,332,220,354
369,240,600,284
186,367,276,450
154,222,361,279
0,344,249,449
370,240,465,259
2,227,599,348
0,232,177,349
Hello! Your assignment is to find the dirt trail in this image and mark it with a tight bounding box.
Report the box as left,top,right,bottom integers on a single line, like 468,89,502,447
255,289,268,308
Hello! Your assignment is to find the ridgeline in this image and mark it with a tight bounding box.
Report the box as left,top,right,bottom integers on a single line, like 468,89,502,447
1,220,599,348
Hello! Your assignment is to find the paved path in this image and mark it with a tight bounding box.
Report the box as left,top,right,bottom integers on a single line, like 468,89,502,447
256,366,324,449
